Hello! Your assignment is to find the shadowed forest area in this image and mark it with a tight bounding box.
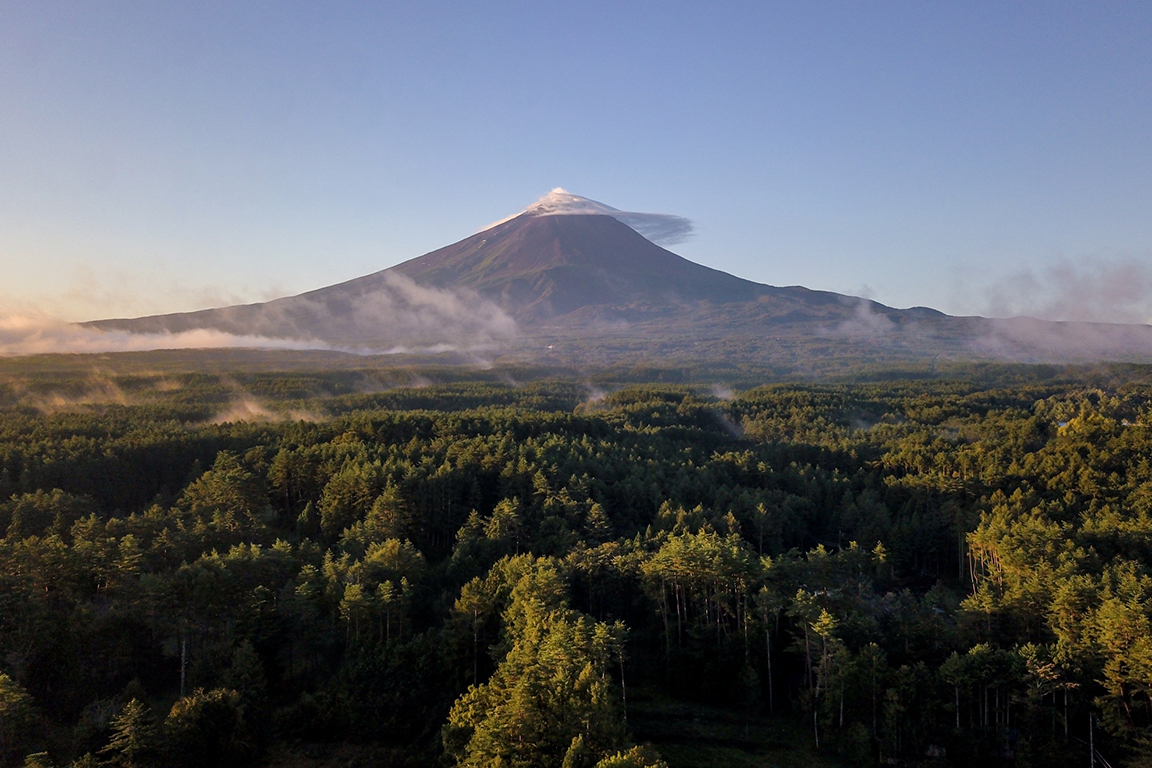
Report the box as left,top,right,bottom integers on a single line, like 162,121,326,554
3,360,1152,766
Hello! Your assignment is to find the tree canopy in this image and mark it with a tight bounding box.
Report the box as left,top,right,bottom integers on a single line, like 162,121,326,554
2,367,1152,765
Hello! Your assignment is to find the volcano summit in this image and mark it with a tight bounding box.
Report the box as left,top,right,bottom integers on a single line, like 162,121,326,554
86,190,1152,366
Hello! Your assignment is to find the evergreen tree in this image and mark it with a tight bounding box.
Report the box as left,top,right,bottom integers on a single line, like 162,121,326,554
0,674,37,765
100,699,155,768
444,559,627,767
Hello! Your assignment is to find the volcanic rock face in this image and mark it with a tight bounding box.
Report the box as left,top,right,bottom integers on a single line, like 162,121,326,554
84,190,1152,364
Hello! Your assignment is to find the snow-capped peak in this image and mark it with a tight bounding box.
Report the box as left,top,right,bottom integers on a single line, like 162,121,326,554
524,188,623,217
482,188,694,246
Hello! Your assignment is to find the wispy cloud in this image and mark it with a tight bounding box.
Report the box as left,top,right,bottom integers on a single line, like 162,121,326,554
149,273,519,351
973,316,1152,361
832,298,896,339
322,273,519,348
984,257,1152,325
2,273,518,357
0,311,332,356
612,211,694,246
822,291,1152,362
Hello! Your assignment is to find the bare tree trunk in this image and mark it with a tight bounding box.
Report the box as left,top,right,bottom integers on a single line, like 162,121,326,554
675,584,684,649
1090,713,1095,768
180,636,187,699
766,628,774,715
619,654,627,726
660,578,671,682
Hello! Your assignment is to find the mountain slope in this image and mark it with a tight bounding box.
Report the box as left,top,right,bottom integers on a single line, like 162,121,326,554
87,211,898,338
83,191,1152,364
391,213,768,318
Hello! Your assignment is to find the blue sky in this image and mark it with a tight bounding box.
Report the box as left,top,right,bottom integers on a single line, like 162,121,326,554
2,1,1151,323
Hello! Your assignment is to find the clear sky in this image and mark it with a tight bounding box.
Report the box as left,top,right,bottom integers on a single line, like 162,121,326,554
2,1,1151,324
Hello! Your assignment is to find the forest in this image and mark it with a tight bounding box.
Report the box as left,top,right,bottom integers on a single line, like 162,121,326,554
2,359,1152,767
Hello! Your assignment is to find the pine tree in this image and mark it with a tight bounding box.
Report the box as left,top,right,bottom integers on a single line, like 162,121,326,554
445,559,626,767
100,699,155,768
0,674,38,766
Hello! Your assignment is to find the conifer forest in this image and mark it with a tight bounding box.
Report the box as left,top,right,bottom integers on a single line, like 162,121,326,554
2,359,1152,767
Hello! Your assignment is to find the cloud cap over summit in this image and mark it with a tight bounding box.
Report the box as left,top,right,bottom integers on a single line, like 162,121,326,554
483,189,694,246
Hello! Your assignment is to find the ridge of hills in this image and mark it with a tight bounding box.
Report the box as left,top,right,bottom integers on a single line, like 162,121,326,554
83,193,1152,367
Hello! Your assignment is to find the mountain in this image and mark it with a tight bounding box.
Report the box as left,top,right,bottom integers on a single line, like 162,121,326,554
394,210,763,317
84,190,1152,366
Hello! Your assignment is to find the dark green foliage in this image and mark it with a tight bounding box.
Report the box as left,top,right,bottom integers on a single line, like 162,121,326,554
4,362,1152,765
163,688,254,768
100,699,155,768
0,675,38,765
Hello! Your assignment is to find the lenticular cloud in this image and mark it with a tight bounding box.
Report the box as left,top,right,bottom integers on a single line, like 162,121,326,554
486,188,694,246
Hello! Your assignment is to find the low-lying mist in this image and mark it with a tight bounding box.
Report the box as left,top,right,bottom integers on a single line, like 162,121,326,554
0,311,335,357
3,274,520,357
984,257,1152,325
823,293,1152,364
